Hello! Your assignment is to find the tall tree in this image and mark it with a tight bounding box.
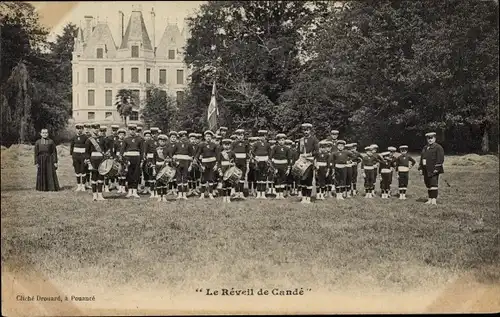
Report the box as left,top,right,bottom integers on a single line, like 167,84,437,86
141,87,179,132
115,89,137,126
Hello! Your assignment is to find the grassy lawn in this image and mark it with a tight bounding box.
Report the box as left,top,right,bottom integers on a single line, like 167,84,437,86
1,145,499,314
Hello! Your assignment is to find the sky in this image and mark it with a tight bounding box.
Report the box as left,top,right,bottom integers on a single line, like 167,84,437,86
31,1,205,46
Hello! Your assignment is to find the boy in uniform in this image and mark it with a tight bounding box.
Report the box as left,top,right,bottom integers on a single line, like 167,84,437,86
120,124,144,198
83,123,93,189
331,140,350,199
298,123,319,204
232,129,249,199
142,130,157,197
284,139,297,196
251,130,271,199
379,151,395,198
196,130,219,199
247,136,258,197
270,133,290,200
155,134,169,202
361,145,379,198
267,138,277,195
315,140,332,200
70,123,88,192
218,139,236,203
84,123,108,201
395,145,415,199
348,142,362,196
115,128,128,193
166,131,178,196
173,130,194,200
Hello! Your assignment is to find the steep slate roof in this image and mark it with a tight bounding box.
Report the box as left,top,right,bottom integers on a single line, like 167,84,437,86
83,22,118,58
156,23,183,58
119,10,153,50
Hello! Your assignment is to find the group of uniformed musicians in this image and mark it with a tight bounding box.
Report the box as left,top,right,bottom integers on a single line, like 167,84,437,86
69,122,445,204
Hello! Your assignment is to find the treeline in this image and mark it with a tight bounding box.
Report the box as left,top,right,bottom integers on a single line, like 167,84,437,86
1,2,75,146
179,0,499,153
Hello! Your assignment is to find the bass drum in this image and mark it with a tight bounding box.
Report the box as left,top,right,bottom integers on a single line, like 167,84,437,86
156,164,177,183
223,166,243,186
98,159,124,178
291,156,313,180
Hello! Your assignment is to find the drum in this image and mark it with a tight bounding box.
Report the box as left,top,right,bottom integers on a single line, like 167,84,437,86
156,165,176,183
98,159,123,178
292,156,313,180
223,166,243,185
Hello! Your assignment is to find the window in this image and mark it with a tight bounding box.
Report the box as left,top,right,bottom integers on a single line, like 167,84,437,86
168,49,175,59
159,90,167,98
105,112,113,120
87,68,94,83
120,68,124,83
176,91,185,103
105,68,112,83
131,68,139,83
159,69,166,84
131,45,139,58
96,48,103,58
105,90,113,107
88,112,95,120
129,111,139,121
176,70,184,85
146,68,151,83
131,90,140,103
88,90,95,106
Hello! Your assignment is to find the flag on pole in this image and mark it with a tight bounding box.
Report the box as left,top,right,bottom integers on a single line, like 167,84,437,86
207,81,219,131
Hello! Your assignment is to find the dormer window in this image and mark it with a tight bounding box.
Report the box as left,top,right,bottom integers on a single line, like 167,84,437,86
96,48,103,58
168,50,175,60
131,45,139,58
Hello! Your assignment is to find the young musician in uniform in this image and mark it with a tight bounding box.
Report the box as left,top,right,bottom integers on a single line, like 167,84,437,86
331,140,350,199
218,127,228,139
327,130,340,197
418,132,444,205
385,146,398,197
344,143,354,197
267,138,277,195
315,140,332,200
284,139,297,197
120,124,144,198
218,139,236,203
85,123,108,201
166,131,178,196
379,151,395,198
150,127,160,143
270,134,290,200
395,145,415,200
173,130,194,200
251,130,271,199
348,143,362,196
106,125,120,190
294,139,303,198
155,134,169,202
213,134,223,195
115,128,127,193
142,130,157,197
247,136,258,197
34,128,60,192
97,126,112,192
361,146,377,198
298,123,319,204
70,123,88,191
187,133,198,196
232,129,249,199
83,123,93,189
370,144,381,195
196,130,219,199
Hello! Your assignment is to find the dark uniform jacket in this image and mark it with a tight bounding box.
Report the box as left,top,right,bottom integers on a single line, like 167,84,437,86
196,141,219,164
395,154,416,172
218,150,236,174
419,143,444,176
173,138,194,165
270,144,291,169
120,136,144,160
361,154,380,169
316,152,332,171
331,150,351,167
251,140,271,160
232,140,249,165
70,133,88,157
298,135,319,159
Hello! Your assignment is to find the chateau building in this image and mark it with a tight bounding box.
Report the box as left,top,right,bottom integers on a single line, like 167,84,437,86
72,9,190,125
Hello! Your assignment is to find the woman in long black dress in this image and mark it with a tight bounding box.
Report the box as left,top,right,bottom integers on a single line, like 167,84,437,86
34,128,60,191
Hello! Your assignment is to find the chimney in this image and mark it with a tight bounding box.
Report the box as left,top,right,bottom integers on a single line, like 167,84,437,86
150,8,156,54
118,11,124,44
84,15,92,42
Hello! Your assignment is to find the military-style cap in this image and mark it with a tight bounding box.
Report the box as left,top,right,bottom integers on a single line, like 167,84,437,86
99,126,107,132
346,143,354,148
319,140,329,146
128,123,137,130
137,126,143,131
84,123,91,128
75,123,84,129
111,125,119,130
143,130,151,136
257,129,268,135
276,133,286,139
337,140,346,145
370,144,379,149
301,123,313,129
331,130,339,134
269,139,276,144
204,130,214,136
169,131,178,136
215,134,222,140
351,142,357,147
158,129,162,134
399,145,409,150
388,146,397,152
117,128,127,134
425,132,436,138
178,130,187,136
158,134,168,140
249,136,258,142
380,151,391,157
235,129,245,134
150,127,159,132
364,146,372,151
219,127,228,131
285,139,294,145
222,138,232,144
194,133,202,138
92,123,100,129
230,134,237,139
188,133,196,138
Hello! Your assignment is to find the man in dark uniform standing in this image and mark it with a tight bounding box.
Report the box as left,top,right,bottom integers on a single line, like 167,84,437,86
83,123,93,189
69,123,88,192
232,129,249,199
251,130,272,199
106,124,120,190
298,123,319,204
84,123,108,201
326,130,339,196
418,132,444,205
195,130,219,199
120,123,144,198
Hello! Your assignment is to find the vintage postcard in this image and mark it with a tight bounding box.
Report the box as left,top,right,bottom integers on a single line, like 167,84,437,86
1,1,499,315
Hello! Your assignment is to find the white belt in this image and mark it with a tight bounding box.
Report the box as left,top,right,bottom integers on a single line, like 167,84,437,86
235,153,247,159
221,161,231,166
317,162,327,167
335,164,346,168
364,166,375,170
398,166,410,172
201,157,216,163
91,152,103,157
272,159,288,164
422,159,427,166
346,163,353,167
381,168,392,173
146,153,154,159
255,155,269,162
174,154,192,160
156,161,165,166
73,147,86,153
124,151,140,156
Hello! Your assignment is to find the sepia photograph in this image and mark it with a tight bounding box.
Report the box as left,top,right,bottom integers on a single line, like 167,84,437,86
1,0,499,315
